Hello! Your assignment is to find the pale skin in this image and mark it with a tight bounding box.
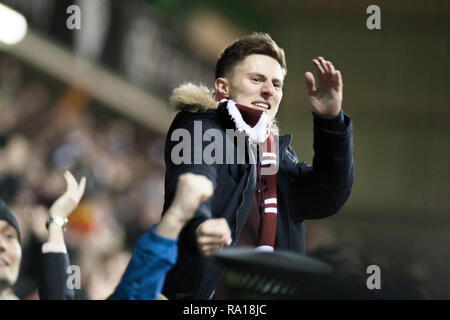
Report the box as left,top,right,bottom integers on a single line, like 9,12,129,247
46,171,86,247
0,221,21,300
155,173,213,240
194,54,344,257
305,56,343,117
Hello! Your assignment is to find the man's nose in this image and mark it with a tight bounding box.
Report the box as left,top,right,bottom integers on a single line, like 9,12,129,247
261,82,274,98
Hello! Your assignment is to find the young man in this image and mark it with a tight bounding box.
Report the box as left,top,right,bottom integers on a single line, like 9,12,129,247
0,171,85,300
162,33,354,299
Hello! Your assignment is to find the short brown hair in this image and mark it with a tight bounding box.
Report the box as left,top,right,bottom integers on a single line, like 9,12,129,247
215,32,287,79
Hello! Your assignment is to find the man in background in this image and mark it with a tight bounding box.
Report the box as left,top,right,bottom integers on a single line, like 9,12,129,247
0,171,85,300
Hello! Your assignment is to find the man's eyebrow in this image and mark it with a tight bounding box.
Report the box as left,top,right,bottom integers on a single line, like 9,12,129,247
1,224,17,235
248,72,266,79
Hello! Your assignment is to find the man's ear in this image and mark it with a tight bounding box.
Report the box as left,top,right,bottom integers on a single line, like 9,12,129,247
214,78,229,97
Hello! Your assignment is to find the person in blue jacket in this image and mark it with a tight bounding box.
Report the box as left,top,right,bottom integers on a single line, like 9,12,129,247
109,173,214,300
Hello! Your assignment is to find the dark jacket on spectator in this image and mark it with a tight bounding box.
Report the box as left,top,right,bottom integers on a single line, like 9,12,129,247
161,84,354,299
39,252,74,300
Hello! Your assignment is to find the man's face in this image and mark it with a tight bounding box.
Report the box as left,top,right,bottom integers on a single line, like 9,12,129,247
0,220,21,287
218,54,284,121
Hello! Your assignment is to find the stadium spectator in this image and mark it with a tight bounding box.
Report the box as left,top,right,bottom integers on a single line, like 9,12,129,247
161,33,354,299
0,171,85,300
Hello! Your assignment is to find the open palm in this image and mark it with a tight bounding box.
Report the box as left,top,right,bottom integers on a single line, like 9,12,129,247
49,171,86,218
305,56,343,117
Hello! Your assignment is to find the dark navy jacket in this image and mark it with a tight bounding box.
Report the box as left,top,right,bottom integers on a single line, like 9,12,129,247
39,252,74,300
162,106,354,300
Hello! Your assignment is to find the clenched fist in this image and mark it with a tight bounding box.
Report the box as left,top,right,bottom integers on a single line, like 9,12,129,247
171,173,214,223
196,218,232,257
156,173,214,240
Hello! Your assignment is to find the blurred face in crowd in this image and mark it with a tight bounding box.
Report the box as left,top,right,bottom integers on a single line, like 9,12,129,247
0,221,22,288
215,54,284,121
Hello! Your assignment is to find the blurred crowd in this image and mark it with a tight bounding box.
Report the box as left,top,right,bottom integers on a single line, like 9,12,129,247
0,53,166,299
305,222,433,299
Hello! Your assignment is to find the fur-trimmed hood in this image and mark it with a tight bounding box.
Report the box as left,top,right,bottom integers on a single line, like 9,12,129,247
169,82,279,134
169,82,217,112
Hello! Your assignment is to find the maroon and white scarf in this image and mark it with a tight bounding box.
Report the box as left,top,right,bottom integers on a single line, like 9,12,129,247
215,93,278,251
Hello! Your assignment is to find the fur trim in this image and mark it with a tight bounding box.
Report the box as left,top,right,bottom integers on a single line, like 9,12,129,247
169,82,279,135
169,83,217,112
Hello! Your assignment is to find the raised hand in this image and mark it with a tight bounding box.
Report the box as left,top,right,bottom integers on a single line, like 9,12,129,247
155,173,214,240
49,171,86,219
304,56,343,117
171,173,214,223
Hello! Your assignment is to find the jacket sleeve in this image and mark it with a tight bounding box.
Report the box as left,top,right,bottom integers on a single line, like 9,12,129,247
161,114,223,299
163,115,221,254
39,252,74,300
109,226,178,300
289,110,354,219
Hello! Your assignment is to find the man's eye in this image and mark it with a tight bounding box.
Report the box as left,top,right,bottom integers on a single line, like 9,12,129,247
252,78,260,82
5,233,16,240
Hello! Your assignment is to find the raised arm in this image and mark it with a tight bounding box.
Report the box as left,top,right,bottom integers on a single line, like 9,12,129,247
44,171,86,252
110,173,214,300
288,57,353,220
39,171,85,300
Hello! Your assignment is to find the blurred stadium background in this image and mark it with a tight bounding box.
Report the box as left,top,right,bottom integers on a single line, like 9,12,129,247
0,0,448,299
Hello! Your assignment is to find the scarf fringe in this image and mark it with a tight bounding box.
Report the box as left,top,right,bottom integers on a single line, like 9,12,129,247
222,99,270,145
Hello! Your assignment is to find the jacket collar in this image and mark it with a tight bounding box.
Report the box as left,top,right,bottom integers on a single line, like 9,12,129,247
169,83,217,112
169,82,280,135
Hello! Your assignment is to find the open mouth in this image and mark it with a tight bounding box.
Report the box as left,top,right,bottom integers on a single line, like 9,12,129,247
252,102,271,110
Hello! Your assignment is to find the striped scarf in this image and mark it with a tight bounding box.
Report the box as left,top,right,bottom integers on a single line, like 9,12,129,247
215,93,278,251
